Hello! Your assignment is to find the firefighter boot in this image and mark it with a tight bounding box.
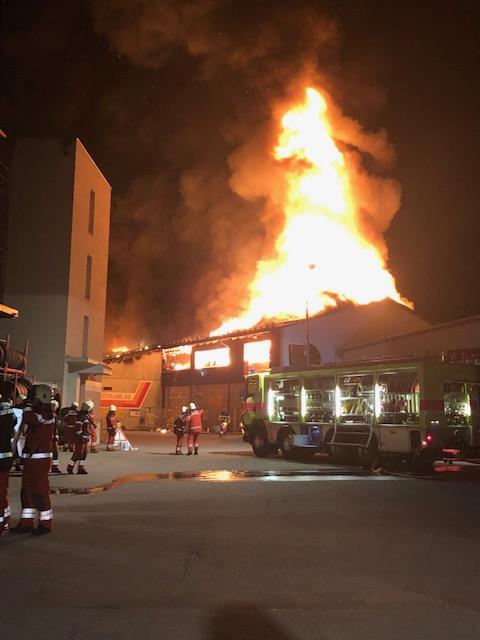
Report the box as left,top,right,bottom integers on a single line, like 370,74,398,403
67,464,74,475
10,524,34,535
32,526,52,536
78,468,88,475
194,447,199,455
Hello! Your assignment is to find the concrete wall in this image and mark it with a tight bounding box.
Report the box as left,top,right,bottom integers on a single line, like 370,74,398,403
65,140,111,364
164,381,244,432
0,138,111,407
277,300,431,365
340,316,480,361
0,139,74,385
101,350,163,431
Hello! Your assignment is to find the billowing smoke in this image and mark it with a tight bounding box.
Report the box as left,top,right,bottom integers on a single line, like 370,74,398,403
91,0,400,347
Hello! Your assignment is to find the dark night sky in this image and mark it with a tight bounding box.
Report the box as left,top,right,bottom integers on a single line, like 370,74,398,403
2,0,479,347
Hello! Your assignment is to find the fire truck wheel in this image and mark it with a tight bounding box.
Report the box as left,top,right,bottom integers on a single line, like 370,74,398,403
357,437,379,469
278,428,296,459
251,423,270,458
411,450,436,475
329,445,358,466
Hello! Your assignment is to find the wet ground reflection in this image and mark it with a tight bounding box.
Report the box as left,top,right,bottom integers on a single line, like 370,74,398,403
48,461,480,495
50,468,384,494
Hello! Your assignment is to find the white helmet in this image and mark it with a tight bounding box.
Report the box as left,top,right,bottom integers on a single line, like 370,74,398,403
109,404,117,412
51,399,59,411
189,402,196,411
81,400,94,412
72,401,79,409
181,405,188,413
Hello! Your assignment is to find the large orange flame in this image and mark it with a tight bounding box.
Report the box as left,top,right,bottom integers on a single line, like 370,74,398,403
212,87,407,336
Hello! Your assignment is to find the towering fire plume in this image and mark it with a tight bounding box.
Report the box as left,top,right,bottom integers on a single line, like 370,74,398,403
212,87,407,336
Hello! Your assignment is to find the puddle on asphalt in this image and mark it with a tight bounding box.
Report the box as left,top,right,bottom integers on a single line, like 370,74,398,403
47,461,480,495
49,468,396,494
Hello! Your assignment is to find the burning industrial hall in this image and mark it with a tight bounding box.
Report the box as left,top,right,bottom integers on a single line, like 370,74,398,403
102,86,480,460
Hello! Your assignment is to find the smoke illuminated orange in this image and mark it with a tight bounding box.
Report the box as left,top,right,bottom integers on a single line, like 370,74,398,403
212,87,407,336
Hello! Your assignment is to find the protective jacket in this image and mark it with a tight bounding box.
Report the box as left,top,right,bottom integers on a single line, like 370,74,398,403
173,413,187,435
75,411,91,444
22,405,55,459
0,402,16,471
106,410,117,430
188,409,203,432
0,402,16,533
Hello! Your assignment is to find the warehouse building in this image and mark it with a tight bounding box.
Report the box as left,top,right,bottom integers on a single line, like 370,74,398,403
104,299,432,431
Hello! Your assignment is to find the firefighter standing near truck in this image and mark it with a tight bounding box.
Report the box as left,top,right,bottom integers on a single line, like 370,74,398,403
186,402,203,455
0,398,16,536
66,401,93,475
11,385,56,535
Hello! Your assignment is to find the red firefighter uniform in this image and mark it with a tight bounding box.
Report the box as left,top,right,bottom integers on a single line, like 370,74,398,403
0,401,16,535
173,406,188,455
12,398,55,535
67,402,93,474
106,405,117,451
186,404,203,455
64,404,79,452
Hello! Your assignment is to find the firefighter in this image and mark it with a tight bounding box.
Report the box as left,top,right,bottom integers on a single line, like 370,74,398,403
50,399,62,474
63,401,79,452
11,385,55,535
88,405,98,453
67,401,93,474
218,408,230,437
106,404,117,451
0,398,16,536
186,402,203,455
12,392,29,471
173,405,188,455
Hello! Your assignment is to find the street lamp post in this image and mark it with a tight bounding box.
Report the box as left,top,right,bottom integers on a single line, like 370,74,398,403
305,263,316,366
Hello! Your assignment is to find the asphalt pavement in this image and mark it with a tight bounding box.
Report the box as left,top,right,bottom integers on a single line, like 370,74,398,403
1,432,480,640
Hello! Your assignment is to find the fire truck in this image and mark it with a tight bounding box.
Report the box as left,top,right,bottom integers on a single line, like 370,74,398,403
242,357,480,472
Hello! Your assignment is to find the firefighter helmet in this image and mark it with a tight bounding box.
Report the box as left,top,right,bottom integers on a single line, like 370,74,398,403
33,384,53,405
81,400,94,412
109,404,117,412
189,402,196,411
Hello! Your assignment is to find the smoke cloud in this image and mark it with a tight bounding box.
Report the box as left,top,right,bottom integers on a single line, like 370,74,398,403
90,0,400,347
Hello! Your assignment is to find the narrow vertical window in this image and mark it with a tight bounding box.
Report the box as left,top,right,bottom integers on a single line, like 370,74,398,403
82,315,89,357
85,255,92,300
88,189,95,235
